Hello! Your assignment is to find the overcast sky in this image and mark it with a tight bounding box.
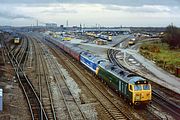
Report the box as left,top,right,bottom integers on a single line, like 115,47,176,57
0,0,180,27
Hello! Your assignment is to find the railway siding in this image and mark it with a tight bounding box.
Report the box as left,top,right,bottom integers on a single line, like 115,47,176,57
36,39,95,119
3,39,48,120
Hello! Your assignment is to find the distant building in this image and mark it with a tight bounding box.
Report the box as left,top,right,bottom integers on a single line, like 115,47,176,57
82,27,131,34
46,23,57,28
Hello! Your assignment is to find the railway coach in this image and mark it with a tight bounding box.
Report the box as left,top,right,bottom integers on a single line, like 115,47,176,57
45,36,83,61
69,46,84,61
80,51,106,73
96,61,152,105
63,43,72,55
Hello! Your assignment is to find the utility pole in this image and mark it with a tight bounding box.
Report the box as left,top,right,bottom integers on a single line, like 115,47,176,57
80,23,82,33
36,20,39,27
66,20,68,27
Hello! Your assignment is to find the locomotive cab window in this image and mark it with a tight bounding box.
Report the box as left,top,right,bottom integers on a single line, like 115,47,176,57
134,85,142,91
143,84,150,90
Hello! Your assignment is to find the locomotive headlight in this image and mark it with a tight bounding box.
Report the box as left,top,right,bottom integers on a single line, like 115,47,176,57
135,96,140,100
135,94,140,100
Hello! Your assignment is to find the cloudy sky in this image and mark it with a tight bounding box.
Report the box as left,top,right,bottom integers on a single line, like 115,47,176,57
0,0,180,27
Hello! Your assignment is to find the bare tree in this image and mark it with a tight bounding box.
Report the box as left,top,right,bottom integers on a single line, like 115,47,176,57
163,25,180,49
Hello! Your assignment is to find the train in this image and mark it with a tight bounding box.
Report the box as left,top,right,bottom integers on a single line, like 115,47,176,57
14,37,20,44
45,36,152,106
97,34,112,41
85,32,112,41
62,37,72,41
128,38,136,45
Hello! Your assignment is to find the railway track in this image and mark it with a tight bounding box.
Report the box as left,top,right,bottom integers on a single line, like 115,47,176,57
2,39,48,120
28,36,57,120
151,90,180,119
44,39,138,120
13,36,25,59
16,36,29,66
29,36,87,119
40,39,86,120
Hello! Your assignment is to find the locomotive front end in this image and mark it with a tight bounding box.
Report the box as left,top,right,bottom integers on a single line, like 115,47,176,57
129,77,152,105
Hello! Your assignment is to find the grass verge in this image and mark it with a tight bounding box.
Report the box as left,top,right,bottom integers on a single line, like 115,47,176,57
139,42,180,77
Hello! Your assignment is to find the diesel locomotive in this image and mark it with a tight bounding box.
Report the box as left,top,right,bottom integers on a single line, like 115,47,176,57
96,62,151,105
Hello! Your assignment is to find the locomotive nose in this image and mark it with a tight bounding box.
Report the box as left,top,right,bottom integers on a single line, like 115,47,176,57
141,92,151,101
141,93,145,99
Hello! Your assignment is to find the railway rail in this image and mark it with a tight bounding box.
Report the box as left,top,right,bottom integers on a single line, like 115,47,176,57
28,36,57,120
37,37,86,120
2,38,48,120
13,36,25,59
152,90,180,119
25,35,87,119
